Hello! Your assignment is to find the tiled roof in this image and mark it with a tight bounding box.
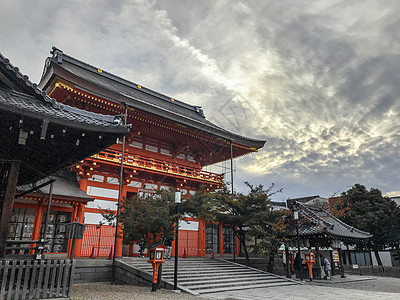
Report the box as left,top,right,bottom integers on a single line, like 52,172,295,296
0,51,130,185
39,47,265,149
291,201,372,241
18,169,93,202
0,53,130,133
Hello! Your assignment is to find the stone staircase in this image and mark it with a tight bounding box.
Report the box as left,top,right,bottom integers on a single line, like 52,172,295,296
119,257,299,295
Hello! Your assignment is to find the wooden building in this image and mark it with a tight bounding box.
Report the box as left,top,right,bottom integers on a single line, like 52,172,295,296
37,47,266,258
0,51,129,258
286,200,371,279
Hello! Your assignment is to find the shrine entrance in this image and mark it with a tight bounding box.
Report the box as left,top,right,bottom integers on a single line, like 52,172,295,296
205,223,236,255
222,225,235,254
205,223,219,254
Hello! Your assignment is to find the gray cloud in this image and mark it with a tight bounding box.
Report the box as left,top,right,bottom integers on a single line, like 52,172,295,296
1,0,400,198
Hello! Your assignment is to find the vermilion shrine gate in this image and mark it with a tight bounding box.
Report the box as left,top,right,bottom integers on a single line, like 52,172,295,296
28,47,265,258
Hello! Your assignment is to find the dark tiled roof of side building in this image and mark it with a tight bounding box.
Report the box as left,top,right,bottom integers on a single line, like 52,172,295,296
0,52,130,133
290,201,372,242
39,47,265,149
17,169,94,203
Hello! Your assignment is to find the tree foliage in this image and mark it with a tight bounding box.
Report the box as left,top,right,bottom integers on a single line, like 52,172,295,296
334,183,400,250
101,189,177,246
179,186,216,221
100,182,288,268
212,182,288,267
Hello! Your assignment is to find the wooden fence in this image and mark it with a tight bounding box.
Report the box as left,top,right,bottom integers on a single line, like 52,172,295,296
0,259,75,300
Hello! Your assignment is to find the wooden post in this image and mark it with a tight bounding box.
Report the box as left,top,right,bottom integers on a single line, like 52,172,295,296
330,250,335,276
285,245,291,278
346,244,352,265
219,222,223,256
30,199,44,254
0,160,21,258
115,184,127,258
42,182,55,238
73,203,85,257
198,220,205,257
74,177,88,257
315,243,322,280
338,247,346,278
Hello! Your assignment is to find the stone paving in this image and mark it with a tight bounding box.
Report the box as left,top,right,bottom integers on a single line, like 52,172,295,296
205,275,400,300
205,284,400,300
72,275,400,300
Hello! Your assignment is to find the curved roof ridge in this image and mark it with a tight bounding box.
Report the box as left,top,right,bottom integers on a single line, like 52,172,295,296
318,205,372,236
0,52,62,110
40,47,266,152
49,47,205,117
0,52,130,132
295,201,333,228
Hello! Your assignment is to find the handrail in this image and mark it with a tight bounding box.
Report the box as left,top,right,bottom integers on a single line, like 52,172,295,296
91,148,224,183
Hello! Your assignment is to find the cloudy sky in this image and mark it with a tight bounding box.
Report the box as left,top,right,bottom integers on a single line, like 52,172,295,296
1,0,399,201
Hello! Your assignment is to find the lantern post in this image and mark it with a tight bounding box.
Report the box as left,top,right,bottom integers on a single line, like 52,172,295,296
304,252,315,281
147,245,165,291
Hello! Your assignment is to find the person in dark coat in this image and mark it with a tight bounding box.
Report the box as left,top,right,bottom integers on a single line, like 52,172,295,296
294,253,302,270
164,237,173,259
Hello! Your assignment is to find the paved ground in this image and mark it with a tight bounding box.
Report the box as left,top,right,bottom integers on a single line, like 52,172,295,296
72,283,203,300
72,276,400,300
206,276,400,300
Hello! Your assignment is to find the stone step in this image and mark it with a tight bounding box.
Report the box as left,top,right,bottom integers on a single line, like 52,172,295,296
135,263,246,268
194,281,298,294
126,261,233,268
135,266,247,273
162,272,271,281
173,276,283,286
162,271,263,278
117,258,300,295
188,278,286,290
160,269,259,276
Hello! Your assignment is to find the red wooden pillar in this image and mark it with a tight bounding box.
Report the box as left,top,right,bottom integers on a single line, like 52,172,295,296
115,184,127,257
67,206,76,257
219,222,223,256
198,220,205,257
73,177,89,257
73,203,85,257
79,177,89,193
30,199,44,254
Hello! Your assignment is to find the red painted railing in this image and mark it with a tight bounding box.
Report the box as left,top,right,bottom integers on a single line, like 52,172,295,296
91,148,224,184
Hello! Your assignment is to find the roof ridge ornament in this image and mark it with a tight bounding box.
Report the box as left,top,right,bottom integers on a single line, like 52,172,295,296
51,46,63,64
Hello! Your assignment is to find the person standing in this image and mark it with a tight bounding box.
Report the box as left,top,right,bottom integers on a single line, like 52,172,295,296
323,256,331,279
164,237,173,259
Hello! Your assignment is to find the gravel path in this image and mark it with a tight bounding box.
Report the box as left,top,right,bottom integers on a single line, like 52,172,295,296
72,283,210,300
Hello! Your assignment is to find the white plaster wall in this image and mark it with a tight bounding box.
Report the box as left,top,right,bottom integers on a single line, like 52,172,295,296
86,199,117,211
87,186,118,199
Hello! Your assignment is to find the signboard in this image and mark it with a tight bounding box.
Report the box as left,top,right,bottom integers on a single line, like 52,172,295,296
332,250,340,262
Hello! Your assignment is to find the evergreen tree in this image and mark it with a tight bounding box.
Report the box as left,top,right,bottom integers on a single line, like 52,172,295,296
212,182,287,267
334,184,400,265
101,190,177,247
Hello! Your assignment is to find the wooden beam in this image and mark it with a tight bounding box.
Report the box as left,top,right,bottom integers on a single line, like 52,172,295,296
0,160,21,258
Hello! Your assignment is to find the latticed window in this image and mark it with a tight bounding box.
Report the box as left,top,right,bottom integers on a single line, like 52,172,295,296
223,225,234,253
205,223,219,253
